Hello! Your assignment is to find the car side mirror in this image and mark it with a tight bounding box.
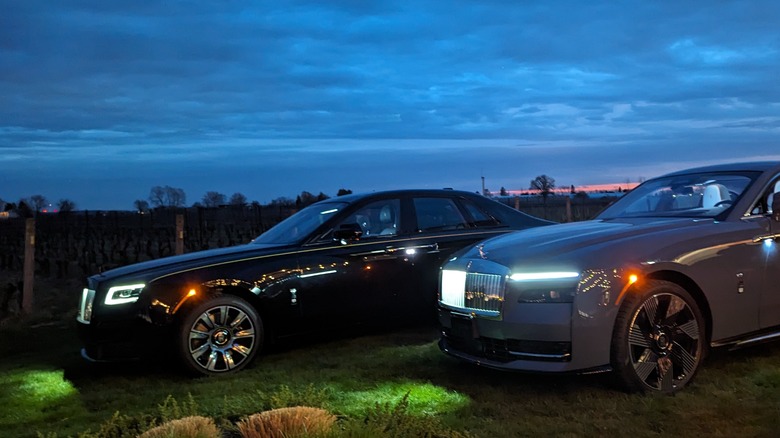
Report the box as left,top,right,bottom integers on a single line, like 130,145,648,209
773,192,780,222
333,223,363,243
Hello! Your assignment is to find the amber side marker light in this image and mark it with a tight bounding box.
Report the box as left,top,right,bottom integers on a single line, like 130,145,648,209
173,288,199,314
615,274,640,305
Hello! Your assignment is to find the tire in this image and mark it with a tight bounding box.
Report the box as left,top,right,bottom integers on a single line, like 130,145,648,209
611,280,706,393
177,294,262,376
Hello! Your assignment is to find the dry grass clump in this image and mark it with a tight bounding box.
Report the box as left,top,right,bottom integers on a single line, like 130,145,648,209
237,406,337,438
138,415,221,438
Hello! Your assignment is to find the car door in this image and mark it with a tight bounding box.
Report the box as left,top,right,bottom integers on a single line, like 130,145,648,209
292,198,417,328
757,175,780,329
394,195,511,315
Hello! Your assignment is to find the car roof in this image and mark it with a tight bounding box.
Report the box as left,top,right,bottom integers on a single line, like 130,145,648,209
318,189,482,204
661,161,780,177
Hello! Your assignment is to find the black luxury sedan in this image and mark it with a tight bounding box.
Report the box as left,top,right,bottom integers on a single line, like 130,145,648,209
77,189,550,375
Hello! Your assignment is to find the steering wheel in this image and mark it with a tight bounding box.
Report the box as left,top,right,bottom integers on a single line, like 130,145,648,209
714,200,733,207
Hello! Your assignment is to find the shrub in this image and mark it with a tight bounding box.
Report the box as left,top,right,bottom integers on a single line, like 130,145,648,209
137,416,220,438
237,406,336,438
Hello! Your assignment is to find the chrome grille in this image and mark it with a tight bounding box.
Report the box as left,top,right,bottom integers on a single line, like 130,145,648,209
464,272,505,314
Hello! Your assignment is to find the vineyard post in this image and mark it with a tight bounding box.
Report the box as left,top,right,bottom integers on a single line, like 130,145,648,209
176,214,184,255
23,218,35,313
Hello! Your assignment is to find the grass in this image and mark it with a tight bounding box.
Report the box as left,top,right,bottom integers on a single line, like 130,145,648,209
2,274,780,437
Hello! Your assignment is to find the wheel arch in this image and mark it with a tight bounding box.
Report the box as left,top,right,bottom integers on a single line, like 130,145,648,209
644,269,713,344
175,283,267,319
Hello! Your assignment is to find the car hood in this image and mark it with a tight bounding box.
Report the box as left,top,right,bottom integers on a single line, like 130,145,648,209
91,242,291,284
465,217,722,269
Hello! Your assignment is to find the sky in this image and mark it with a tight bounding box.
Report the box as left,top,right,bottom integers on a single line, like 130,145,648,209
2,1,780,210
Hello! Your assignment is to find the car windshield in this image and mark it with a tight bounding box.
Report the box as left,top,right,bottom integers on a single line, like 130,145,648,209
252,202,348,245
598,171,759,219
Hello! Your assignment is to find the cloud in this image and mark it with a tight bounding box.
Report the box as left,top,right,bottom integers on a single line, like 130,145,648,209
1,0,780,208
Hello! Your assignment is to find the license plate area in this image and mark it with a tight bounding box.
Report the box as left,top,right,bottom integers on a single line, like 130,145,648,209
450,312,478,339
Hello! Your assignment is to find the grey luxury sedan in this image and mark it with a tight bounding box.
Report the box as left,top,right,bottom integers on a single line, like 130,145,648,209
438,161,780,393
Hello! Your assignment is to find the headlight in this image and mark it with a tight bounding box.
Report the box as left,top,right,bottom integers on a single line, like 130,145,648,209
509,271,579,303
105,283,145,305
78,288,96,323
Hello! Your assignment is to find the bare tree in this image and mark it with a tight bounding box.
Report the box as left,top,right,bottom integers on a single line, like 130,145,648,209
166,186,186,207
270,197,294,207
229,192,247,206
530,175,556,202
296,191,318,208
149,186,166,207
149,185,186,207
57,199,76,212
134,199,149,213
202,191,227,207
29,194,47,213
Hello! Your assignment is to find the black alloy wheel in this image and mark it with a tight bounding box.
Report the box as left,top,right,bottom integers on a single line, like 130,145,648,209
178,294,262,375
611,279,706,393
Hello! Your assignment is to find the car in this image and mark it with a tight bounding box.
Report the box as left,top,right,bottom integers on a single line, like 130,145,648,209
437,162,780,393
77,189,550,375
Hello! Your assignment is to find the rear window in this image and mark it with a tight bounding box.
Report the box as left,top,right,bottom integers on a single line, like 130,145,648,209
413,198,468,232
460,199,501,227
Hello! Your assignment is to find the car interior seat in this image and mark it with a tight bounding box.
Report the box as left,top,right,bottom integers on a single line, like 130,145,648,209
378,205,396,235
702,184,730,208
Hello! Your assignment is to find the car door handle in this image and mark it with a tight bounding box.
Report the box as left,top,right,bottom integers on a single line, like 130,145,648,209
387,243,439,255
351,243,439,260
752,233,780,243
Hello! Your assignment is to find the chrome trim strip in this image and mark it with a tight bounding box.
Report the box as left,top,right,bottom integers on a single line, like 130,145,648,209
151,230,507,283
712,330,780,349
733,331,780,348
508,351,572,360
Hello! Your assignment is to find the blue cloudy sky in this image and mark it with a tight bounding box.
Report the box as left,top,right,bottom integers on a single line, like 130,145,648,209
2,1,780,210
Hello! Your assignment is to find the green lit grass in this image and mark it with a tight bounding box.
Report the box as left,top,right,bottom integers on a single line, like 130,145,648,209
0,368,84,431
2,276,780,437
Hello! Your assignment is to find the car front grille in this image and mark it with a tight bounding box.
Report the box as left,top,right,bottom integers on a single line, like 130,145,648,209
441,270,506,314
463,272,505,314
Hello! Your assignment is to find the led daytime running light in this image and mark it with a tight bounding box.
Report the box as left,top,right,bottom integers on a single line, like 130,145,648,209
105,283,146,305
509,272,580,281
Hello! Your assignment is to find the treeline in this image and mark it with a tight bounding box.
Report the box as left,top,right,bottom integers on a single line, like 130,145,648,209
0,186,355,217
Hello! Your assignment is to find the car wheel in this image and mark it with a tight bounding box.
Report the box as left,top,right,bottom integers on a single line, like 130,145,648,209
611,280,706,393
177,294,262,375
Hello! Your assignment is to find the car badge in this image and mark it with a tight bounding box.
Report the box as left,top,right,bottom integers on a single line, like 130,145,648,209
477,244,488,260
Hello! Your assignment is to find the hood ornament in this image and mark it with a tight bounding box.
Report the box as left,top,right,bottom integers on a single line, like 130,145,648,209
477,243,488,260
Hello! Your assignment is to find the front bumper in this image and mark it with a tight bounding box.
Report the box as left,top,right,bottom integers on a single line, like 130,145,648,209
77,317,163,362
438,302,612,373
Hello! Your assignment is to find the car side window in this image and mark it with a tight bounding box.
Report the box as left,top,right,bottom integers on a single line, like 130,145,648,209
750,176,780,216
334,199,400,239
413,197,468,232
459,199,501,227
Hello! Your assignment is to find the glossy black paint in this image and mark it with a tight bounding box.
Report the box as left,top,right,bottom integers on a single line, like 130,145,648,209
78,189,550,362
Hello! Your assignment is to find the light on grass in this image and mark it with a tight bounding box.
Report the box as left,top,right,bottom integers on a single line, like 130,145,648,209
337,381,469,417
0,369,81,425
